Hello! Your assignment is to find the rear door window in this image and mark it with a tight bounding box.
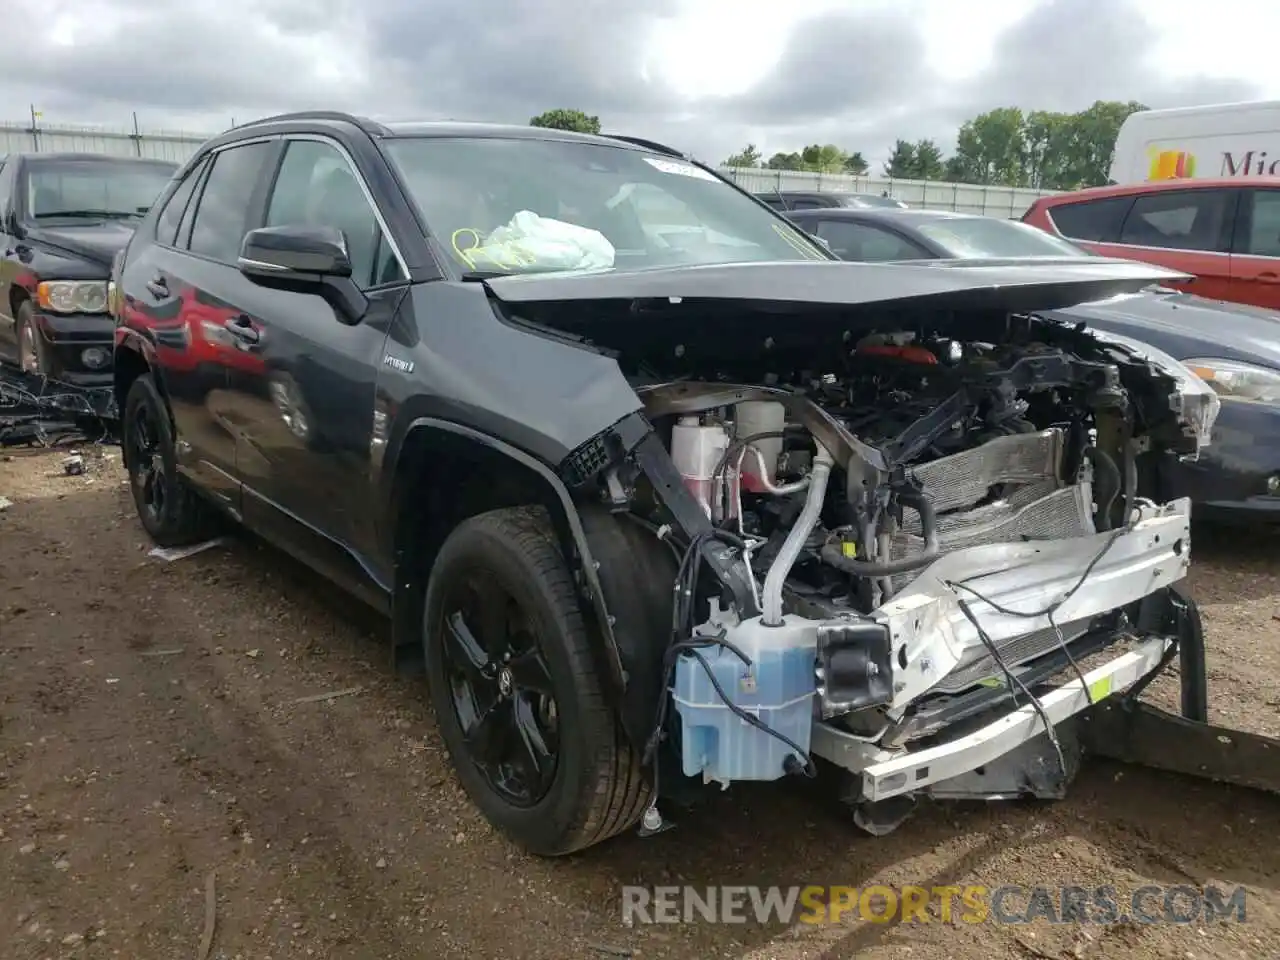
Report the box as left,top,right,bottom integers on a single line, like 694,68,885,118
814,219,931,261
1047,196,1134,242
186,142,275,263
1117,189,1233,252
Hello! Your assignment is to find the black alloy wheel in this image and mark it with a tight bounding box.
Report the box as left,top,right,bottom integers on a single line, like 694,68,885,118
122,373,217,547
440,570,560,806
127,396,167,527
422,507,652,856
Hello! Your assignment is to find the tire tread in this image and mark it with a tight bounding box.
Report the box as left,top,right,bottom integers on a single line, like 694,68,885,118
434,505,652,854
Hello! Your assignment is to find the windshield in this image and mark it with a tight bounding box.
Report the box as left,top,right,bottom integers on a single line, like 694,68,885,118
915,217,1091,259
25,159,178,220
381,136,829,275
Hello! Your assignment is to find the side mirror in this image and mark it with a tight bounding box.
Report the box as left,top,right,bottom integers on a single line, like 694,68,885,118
238,225,368,324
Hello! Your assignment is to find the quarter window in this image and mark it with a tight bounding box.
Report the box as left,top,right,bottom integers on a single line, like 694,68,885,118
155,158,208,248
186,142,274,263
265,139,403,288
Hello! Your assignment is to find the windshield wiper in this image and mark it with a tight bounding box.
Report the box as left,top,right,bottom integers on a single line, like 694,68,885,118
33,209,141,220
459,270,512,282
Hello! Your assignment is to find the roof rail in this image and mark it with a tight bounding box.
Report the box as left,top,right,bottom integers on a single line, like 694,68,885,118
602,133,687,158
230,111,390,136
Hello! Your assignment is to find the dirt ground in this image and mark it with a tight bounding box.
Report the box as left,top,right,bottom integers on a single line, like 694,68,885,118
3,443,1280,960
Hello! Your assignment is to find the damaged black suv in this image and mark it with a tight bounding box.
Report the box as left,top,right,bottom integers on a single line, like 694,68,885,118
111,112,1219,856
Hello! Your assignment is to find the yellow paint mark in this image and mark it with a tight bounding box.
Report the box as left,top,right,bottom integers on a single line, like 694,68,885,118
1088,675,1113,701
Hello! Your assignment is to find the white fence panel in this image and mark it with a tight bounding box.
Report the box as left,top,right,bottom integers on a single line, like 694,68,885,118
0,119,1063,217
718,167,1059,218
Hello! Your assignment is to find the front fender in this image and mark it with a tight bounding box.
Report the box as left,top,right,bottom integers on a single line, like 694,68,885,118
386,417,632,711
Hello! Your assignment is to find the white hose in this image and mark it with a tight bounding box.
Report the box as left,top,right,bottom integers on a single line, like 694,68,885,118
761,442,834,626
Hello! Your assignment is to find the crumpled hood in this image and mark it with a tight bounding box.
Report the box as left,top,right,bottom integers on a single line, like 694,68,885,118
30,221,137,270
481,258,1190,318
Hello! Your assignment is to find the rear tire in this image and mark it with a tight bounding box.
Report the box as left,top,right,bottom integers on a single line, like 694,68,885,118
423,506,651,856
121,373,219,548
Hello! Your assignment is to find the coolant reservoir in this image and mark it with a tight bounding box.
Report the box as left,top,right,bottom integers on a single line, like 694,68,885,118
734,401,786,492
670,416,735,519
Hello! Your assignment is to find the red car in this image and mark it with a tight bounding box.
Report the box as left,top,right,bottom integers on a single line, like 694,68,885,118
1021,177,1280,311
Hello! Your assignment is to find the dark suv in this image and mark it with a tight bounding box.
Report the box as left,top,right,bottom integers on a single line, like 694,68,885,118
0,152,177,383
111,111,1212,857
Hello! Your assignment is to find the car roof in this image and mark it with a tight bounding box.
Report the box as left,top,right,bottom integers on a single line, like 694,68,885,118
209,112,685,156
760,190,886,199
1036,176,1280,205
785,206,973,225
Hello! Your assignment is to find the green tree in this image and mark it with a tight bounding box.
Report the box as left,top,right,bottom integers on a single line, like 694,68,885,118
1023,110,1073,189
943,155,967,182
843,151,869,175
766,151,803,170
1068,99,1146,187
529,108,601,134
912,139,945,180
799,143,848,173
883,140,917,178
723,144,762,167
952,106,1027,185
946,100,1146,188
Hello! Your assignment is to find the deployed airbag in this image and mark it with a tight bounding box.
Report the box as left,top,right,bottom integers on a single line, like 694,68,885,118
458,210,615,272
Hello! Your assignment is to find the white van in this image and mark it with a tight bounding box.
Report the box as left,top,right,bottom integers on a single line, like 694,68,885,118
1109,100,1280,184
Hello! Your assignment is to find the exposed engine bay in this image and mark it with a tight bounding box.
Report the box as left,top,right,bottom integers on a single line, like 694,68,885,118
486,257,1221,837
601,314,1213,834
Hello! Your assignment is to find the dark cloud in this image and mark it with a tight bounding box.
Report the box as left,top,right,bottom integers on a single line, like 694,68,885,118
723,10,932,124
0,0,1267,168
963,0,1258,117
1,0,368,118
365,0,683,123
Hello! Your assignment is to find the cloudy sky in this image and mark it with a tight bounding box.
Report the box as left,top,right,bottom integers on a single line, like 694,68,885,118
5,0,1278,167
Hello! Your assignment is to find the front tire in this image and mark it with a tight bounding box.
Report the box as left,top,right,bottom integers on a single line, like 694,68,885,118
423,506,651,856
16,301,50,376
122,373,218,547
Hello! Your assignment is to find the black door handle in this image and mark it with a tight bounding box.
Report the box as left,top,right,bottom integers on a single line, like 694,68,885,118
223,314,260,344
145,275,168,298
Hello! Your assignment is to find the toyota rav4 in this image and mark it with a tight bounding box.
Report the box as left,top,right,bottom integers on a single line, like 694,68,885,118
110,112,1220,856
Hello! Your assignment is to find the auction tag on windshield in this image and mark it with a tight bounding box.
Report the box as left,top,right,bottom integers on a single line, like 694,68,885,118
644,157,719,181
